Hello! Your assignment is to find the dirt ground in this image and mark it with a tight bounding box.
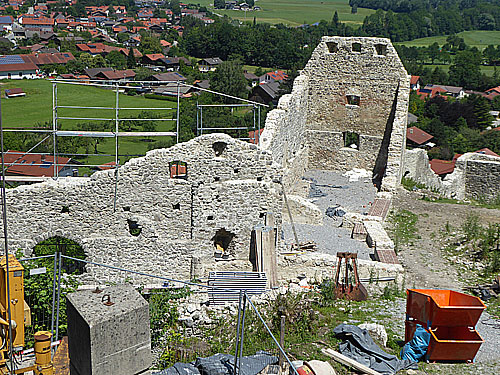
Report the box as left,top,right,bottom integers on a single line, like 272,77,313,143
391,188,500,375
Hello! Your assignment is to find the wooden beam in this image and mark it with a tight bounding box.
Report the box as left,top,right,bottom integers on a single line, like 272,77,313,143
321,348,383,375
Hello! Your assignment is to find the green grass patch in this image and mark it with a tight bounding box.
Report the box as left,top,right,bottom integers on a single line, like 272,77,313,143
396,30,500,50
388,209,420,253
194,0,374,27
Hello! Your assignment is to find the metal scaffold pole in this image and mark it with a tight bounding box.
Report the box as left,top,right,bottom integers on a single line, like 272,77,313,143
176,81,180,144
0,91,14,375
113,83,119,212
52,82,57,179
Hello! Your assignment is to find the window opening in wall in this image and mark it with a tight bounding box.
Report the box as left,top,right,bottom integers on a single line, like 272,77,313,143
173,203,180,210
346,95,360,106
61,206,70,213
343,132,360,149
352,42,361,52
169,161,187,179
257,176,263,181
212,228,235,259
214,176,220,182
127,219,142,236
375,44,387,56
212,141,227,157
234,168,239,174
326,41,338,53
207,215,214,220
123,206,130,211
33,236,86,274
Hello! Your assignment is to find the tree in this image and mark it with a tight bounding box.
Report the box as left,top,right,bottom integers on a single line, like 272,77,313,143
127,47,136,68
427,42,440,64
0,39,13,55
106,50,127,69
211,60,248,103
140,36,162,54
351,4,358,14
117,33,130,44
448,50,482,89
332,11,340,28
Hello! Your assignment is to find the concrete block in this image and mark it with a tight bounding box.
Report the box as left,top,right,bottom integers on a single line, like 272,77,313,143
67,284,151,375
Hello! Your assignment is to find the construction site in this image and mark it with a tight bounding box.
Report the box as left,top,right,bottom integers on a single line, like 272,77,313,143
0,37,498,375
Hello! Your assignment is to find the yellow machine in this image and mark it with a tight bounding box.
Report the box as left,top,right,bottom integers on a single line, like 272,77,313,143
0,254,53,375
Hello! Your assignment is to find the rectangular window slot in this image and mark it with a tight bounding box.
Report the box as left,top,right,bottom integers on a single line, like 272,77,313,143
352,42,361,52
343,132,360,149
375,44,387,55
326,42,338,53
346,95,360,106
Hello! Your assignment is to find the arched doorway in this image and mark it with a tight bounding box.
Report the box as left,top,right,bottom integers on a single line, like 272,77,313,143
33,236,86,274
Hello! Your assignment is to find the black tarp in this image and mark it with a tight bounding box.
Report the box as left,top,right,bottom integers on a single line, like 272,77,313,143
333,324,418,375
154,351,278,375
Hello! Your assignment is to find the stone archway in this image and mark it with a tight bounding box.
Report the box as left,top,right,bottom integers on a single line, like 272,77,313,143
33,236,87,274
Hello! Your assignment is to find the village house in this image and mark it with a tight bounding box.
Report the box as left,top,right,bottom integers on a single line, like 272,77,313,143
198,57,223,72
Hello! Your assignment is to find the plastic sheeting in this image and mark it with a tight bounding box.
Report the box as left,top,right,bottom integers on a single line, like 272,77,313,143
400,324,431,362
153,351,278,375
333,324,418,375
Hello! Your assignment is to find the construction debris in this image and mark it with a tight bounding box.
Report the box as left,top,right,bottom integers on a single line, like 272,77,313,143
465,275,500,301
290,241,318,252
325,205,346,218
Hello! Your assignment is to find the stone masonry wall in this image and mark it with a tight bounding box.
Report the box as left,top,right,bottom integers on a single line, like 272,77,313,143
301,36,410,190
404,149,500,202
0,134,283,282
259,74,309,192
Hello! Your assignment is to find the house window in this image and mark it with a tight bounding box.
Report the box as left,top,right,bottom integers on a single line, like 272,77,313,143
326,42,338,53
19,71,23,77
343,132,360,149
375,44,387,56
169,160,187,179
352,42,361,53
346,95,360,106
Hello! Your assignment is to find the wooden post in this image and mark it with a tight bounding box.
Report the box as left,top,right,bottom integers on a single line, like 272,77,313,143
278,315,285,369
262,226,278,288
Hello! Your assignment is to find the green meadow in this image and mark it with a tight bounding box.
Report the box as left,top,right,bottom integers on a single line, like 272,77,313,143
194,0,374,27
397,31,500,50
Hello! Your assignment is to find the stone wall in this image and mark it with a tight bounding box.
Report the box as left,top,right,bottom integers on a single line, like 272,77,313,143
404,148,500,202
1,134,283,282
259,74,309,192
302,36,410,190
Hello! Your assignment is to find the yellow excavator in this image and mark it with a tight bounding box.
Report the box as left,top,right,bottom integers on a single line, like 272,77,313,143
0,254,53,375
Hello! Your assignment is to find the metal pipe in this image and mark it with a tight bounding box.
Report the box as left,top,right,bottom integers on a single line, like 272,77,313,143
1,134,51,173
52,82,57,179
50,253,57,356
0,88,15,375
233,291,242,375
245,294,299,375
55,252,62,342
113,83,119,213
237,294,247,375
57,117,115,121
197,127,251,131
196,104,254,107
18,254,58,262
176,81,180,144
57,106,175,111
258,106,261,146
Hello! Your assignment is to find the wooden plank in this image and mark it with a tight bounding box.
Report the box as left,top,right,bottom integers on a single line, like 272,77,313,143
262,226,278,288
321,348,383,375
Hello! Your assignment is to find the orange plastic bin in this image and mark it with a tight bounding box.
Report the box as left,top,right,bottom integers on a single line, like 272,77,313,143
427,326,484,362
406,289,486,327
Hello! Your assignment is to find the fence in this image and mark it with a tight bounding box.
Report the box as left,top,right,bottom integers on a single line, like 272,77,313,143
12,252,299,375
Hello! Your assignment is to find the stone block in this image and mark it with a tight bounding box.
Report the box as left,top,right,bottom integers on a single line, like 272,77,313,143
67,284,151,375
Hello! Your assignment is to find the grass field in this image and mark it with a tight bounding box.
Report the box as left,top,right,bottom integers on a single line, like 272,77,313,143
193,0,374,27
0,79,177,170
419,63,497,76
397,31,500,49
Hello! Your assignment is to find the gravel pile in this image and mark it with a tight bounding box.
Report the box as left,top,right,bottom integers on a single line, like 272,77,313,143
282,169,377,260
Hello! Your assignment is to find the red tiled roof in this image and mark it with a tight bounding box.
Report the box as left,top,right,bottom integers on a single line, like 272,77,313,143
410,75,420,85
22,52,75,65
0,62,38,72
160,40,171,47
1,151,70,177
248,128,264,144
145,53,165,61
430,159,456,175
407,126,433,145
97,161,116,170
96,69,135,80
266,70,287,81
22,17,54,25
475,148,500,157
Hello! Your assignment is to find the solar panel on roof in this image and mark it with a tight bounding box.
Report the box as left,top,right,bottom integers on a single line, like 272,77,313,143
0,55,24,65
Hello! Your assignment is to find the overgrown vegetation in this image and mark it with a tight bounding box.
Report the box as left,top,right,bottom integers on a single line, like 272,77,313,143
388,209,420,253
401,176,429,191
